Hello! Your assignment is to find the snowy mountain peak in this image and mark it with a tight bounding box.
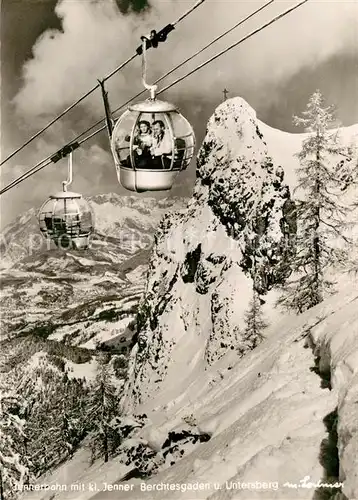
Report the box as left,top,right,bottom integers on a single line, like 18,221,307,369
196,97,267,183
194,98,297,291
122,97,297,411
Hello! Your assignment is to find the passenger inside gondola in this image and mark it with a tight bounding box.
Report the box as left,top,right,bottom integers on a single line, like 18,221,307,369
150,120,172,169
66,213,81,236
52,217,67,234
119,119,173,170
133,120,153,168
44,216,54,232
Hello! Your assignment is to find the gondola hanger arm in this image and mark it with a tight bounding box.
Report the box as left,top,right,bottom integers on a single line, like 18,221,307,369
62,152,73,192
141,37,158,100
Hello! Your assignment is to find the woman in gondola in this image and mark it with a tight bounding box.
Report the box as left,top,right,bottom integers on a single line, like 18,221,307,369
133,120,153,168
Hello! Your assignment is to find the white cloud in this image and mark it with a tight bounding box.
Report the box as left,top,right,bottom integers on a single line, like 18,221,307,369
13,0,358,120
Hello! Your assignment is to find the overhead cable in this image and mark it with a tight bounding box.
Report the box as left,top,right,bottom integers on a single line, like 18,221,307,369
0,0,309,196
0,0,206,167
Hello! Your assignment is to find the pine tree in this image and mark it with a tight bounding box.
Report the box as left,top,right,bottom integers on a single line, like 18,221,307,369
24,371,88,475
240,215,269,353
242,289,268,351
278,90,351,313
61,381,88,458
0,391,31,499
87,357,121,463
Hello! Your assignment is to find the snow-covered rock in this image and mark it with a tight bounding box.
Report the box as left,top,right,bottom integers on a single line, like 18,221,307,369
122,98,297,410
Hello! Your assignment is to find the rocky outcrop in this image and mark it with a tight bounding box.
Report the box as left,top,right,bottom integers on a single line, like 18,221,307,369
122,98,297,410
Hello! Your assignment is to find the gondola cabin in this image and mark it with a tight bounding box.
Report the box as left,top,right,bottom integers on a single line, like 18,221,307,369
111,99,195,192
38,191,94,250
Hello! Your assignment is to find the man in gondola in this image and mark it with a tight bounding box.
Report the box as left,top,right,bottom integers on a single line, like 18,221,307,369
150,120,172,169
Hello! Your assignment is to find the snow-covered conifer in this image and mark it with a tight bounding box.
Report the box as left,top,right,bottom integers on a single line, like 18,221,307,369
242,289,268,352
87,357,121,462
278,90,352,313
0,390,31,499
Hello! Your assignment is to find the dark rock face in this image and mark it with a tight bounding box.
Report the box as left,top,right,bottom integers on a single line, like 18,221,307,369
111,420,212,481
196,105,296,295
181,244,202,284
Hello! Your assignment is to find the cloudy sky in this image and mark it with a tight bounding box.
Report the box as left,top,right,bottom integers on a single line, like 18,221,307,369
1,0,357,227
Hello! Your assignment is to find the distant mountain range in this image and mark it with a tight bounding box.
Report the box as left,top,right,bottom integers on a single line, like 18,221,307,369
0,194,186,348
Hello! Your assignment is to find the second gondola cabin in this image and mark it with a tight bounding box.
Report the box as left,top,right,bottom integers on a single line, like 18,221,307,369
111,99,195,192
38,191,94,250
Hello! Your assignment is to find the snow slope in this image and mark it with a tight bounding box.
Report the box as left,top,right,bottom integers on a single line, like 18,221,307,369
20,285,358,500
